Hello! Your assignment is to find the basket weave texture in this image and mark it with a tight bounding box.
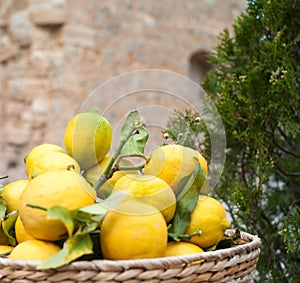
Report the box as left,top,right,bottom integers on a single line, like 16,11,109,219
0,230,261,283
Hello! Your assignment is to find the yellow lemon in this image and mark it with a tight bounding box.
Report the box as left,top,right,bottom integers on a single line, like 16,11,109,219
28,151,81,179
100,201,168,260
25,144,65,179
84,155,137,198
144,144,209,194
64,111,112,170
0,245,14,255
19,170,96,241
113,174,176,223
15,215,35,243
165,241,204,257
184,196,231,249
0,179,29,213
9,239,61,261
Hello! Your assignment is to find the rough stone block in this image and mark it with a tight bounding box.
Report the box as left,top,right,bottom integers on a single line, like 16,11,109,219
5,121,31,146
63,24,95,48
0,35,18,62
28,50,51,77
8,10,32,47
6,78,50,101
29,0,66,27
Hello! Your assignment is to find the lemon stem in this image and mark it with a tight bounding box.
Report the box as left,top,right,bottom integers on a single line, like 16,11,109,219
168,229,202,242
117,164,145,171
93,121,144,196
114,154,148,172
26,203,48,211
0,175,8,180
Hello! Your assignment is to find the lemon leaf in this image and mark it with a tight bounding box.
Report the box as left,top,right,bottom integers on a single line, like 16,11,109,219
46,205,77,237
2,211,18,246
47,205,100,237
79,203,109,215
38,229,94,270
37,246,69,269
0,197,7,221
64,231,94,262
205,242,218,251
194,158,211,195
214,237,235,250
168,164,200,236
121,127,149,155
80,191,127,220
117,110,148,156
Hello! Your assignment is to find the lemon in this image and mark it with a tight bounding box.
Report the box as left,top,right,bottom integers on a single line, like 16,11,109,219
84,155,137,198
0,245,14,255
144,144,209,194
184,196,231,249
19,170,96,241
15,215,35,243
0,179,29,213
9,239,61,260
100,201,168,260
27,151,81,179
165,241,204,257
64,111,112,170
25,144,65,179
113,174,176,223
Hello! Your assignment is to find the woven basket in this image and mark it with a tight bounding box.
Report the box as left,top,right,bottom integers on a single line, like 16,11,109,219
0,230,261,283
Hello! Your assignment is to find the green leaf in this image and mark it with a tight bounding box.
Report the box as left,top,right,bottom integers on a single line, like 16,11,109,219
80,203,109,215
46,206,77,237
2,211,18,246
168,164,200,236
0,197,7,221
0,250,12,256
64,231,94,262
38,230,94,270
116,111,148,156
121,127,149,155
195,161,211,196
215,237,235,250
80,190,127,216
205,242,219,251
38,246,69,269
75,209,98,224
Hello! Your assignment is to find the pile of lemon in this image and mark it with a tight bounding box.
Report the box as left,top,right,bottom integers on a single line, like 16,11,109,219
0,110,231,262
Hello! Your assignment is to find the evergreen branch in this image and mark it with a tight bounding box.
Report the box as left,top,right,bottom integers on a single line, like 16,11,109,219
241,146,250,189
215,191,237,224
268,120,300,158
247,216,287,281
277,126,298,150
272,135,300,158
287,92,300,120
274,162,300,177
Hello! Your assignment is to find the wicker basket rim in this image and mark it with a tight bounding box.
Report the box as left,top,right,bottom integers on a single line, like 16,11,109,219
0,229,261,272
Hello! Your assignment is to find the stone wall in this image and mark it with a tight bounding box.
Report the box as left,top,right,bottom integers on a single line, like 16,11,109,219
0,0,246,181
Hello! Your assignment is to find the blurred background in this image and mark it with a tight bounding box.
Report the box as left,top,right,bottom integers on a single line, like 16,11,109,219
0,0,246,181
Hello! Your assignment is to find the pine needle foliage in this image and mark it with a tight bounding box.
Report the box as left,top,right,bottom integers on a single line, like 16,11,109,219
199,0,300,282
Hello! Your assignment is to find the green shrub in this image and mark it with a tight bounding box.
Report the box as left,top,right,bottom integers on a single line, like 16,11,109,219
201,0,300,281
